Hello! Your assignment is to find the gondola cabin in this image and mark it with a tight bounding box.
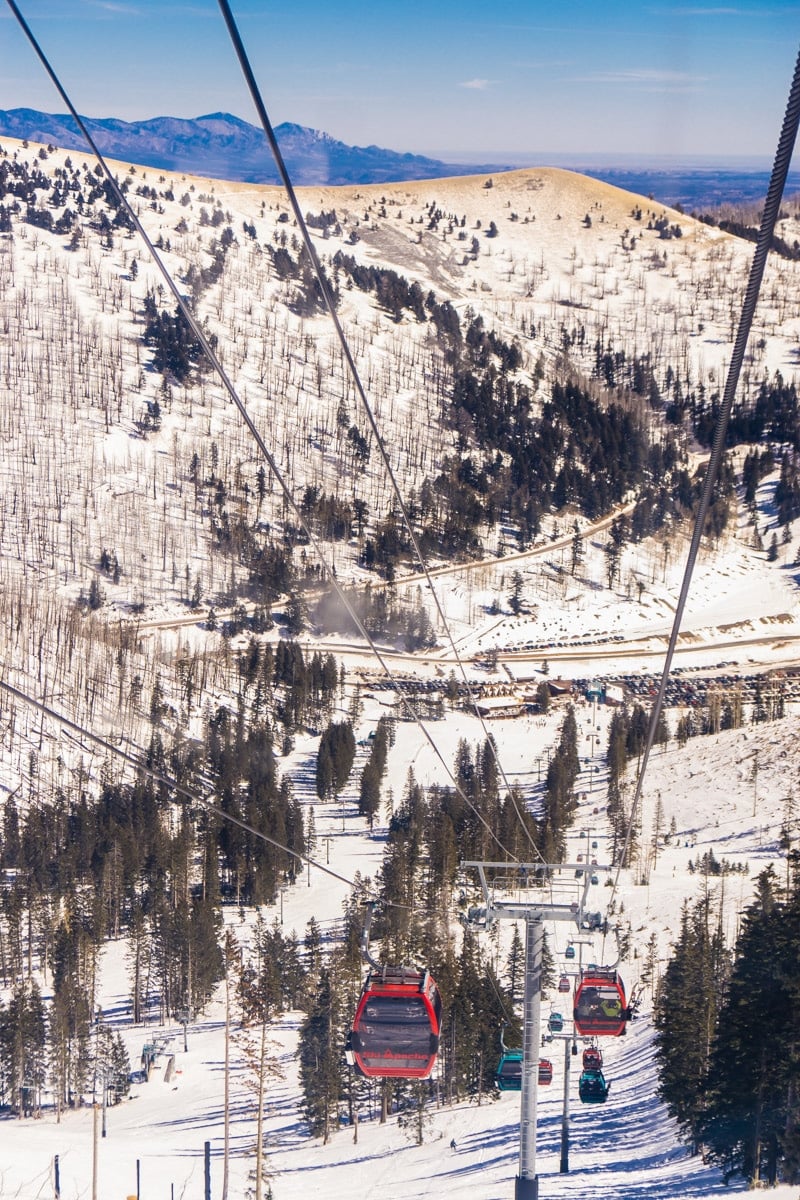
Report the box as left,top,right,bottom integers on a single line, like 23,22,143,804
565,945,576,960
578,1067,609,1104
583,1046,603,1070
348,967,442,1079
496,1054,553,1090
558,974,571,993
573,968,628,1037
496,1050,522,1091
548,1012,564,1033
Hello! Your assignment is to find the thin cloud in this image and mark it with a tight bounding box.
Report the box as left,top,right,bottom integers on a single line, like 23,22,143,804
84,0,213,12
572,68,708,92
513,59,575,70
649,5,783,14
85,1,143,12
459,78,490,91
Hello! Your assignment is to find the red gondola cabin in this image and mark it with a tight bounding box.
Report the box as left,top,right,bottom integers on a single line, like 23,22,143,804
573,968,628,1037
347,967,442,1079
538,1058,553,1086
583,1046,603,1070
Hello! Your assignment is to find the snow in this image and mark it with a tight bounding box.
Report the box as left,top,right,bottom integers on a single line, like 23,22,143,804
1,138,800,1197
4,704,799,1199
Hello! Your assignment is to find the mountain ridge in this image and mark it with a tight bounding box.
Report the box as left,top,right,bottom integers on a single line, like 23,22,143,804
0,107,502,184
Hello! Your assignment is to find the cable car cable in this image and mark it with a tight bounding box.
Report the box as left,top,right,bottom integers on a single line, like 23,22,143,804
5,0,522,866
216,0,543,863
604,43,800,933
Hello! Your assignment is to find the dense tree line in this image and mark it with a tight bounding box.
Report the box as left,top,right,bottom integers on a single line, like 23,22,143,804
183,227,236,300
358,716,394,827
0,641,336,1117
605,703,668,864
293,705,584,1137
667,370,800,453
656,860,800,1187
697,211,800,261
654,889,730,1154
316,720,356,800
333,251,427,322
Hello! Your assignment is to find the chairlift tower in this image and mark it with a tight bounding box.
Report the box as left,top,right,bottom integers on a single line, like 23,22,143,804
462,859,610,1199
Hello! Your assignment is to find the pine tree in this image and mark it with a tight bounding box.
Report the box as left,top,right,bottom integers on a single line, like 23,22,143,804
297,965,344,1142
447,929,511,1099
109,1032,131,1103
570,520,584,575
0,979,46,1116
701,866,800,1185
654,892,729,1154
506,924,524,1007
509,570,524,614
50,917,94,1112
358,762,381,828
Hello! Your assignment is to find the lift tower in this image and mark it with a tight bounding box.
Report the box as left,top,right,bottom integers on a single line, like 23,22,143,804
462,860,609,1200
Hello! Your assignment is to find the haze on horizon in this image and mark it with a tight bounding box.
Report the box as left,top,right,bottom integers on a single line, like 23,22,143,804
0,0,799,166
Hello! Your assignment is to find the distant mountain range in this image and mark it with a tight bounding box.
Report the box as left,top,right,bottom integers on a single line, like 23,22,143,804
1,108,796,207
0,108,501,185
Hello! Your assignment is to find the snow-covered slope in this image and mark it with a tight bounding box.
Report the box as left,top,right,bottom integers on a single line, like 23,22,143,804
1,135,800,1198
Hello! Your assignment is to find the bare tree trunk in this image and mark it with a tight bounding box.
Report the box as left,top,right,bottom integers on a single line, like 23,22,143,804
255,1014,266,1200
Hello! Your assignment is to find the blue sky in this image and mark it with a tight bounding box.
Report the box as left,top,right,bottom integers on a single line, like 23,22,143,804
1,1,799,162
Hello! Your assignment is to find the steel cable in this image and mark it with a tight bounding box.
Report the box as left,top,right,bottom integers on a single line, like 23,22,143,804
216,0,544,861
606,43,800,930
4,0,524,866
